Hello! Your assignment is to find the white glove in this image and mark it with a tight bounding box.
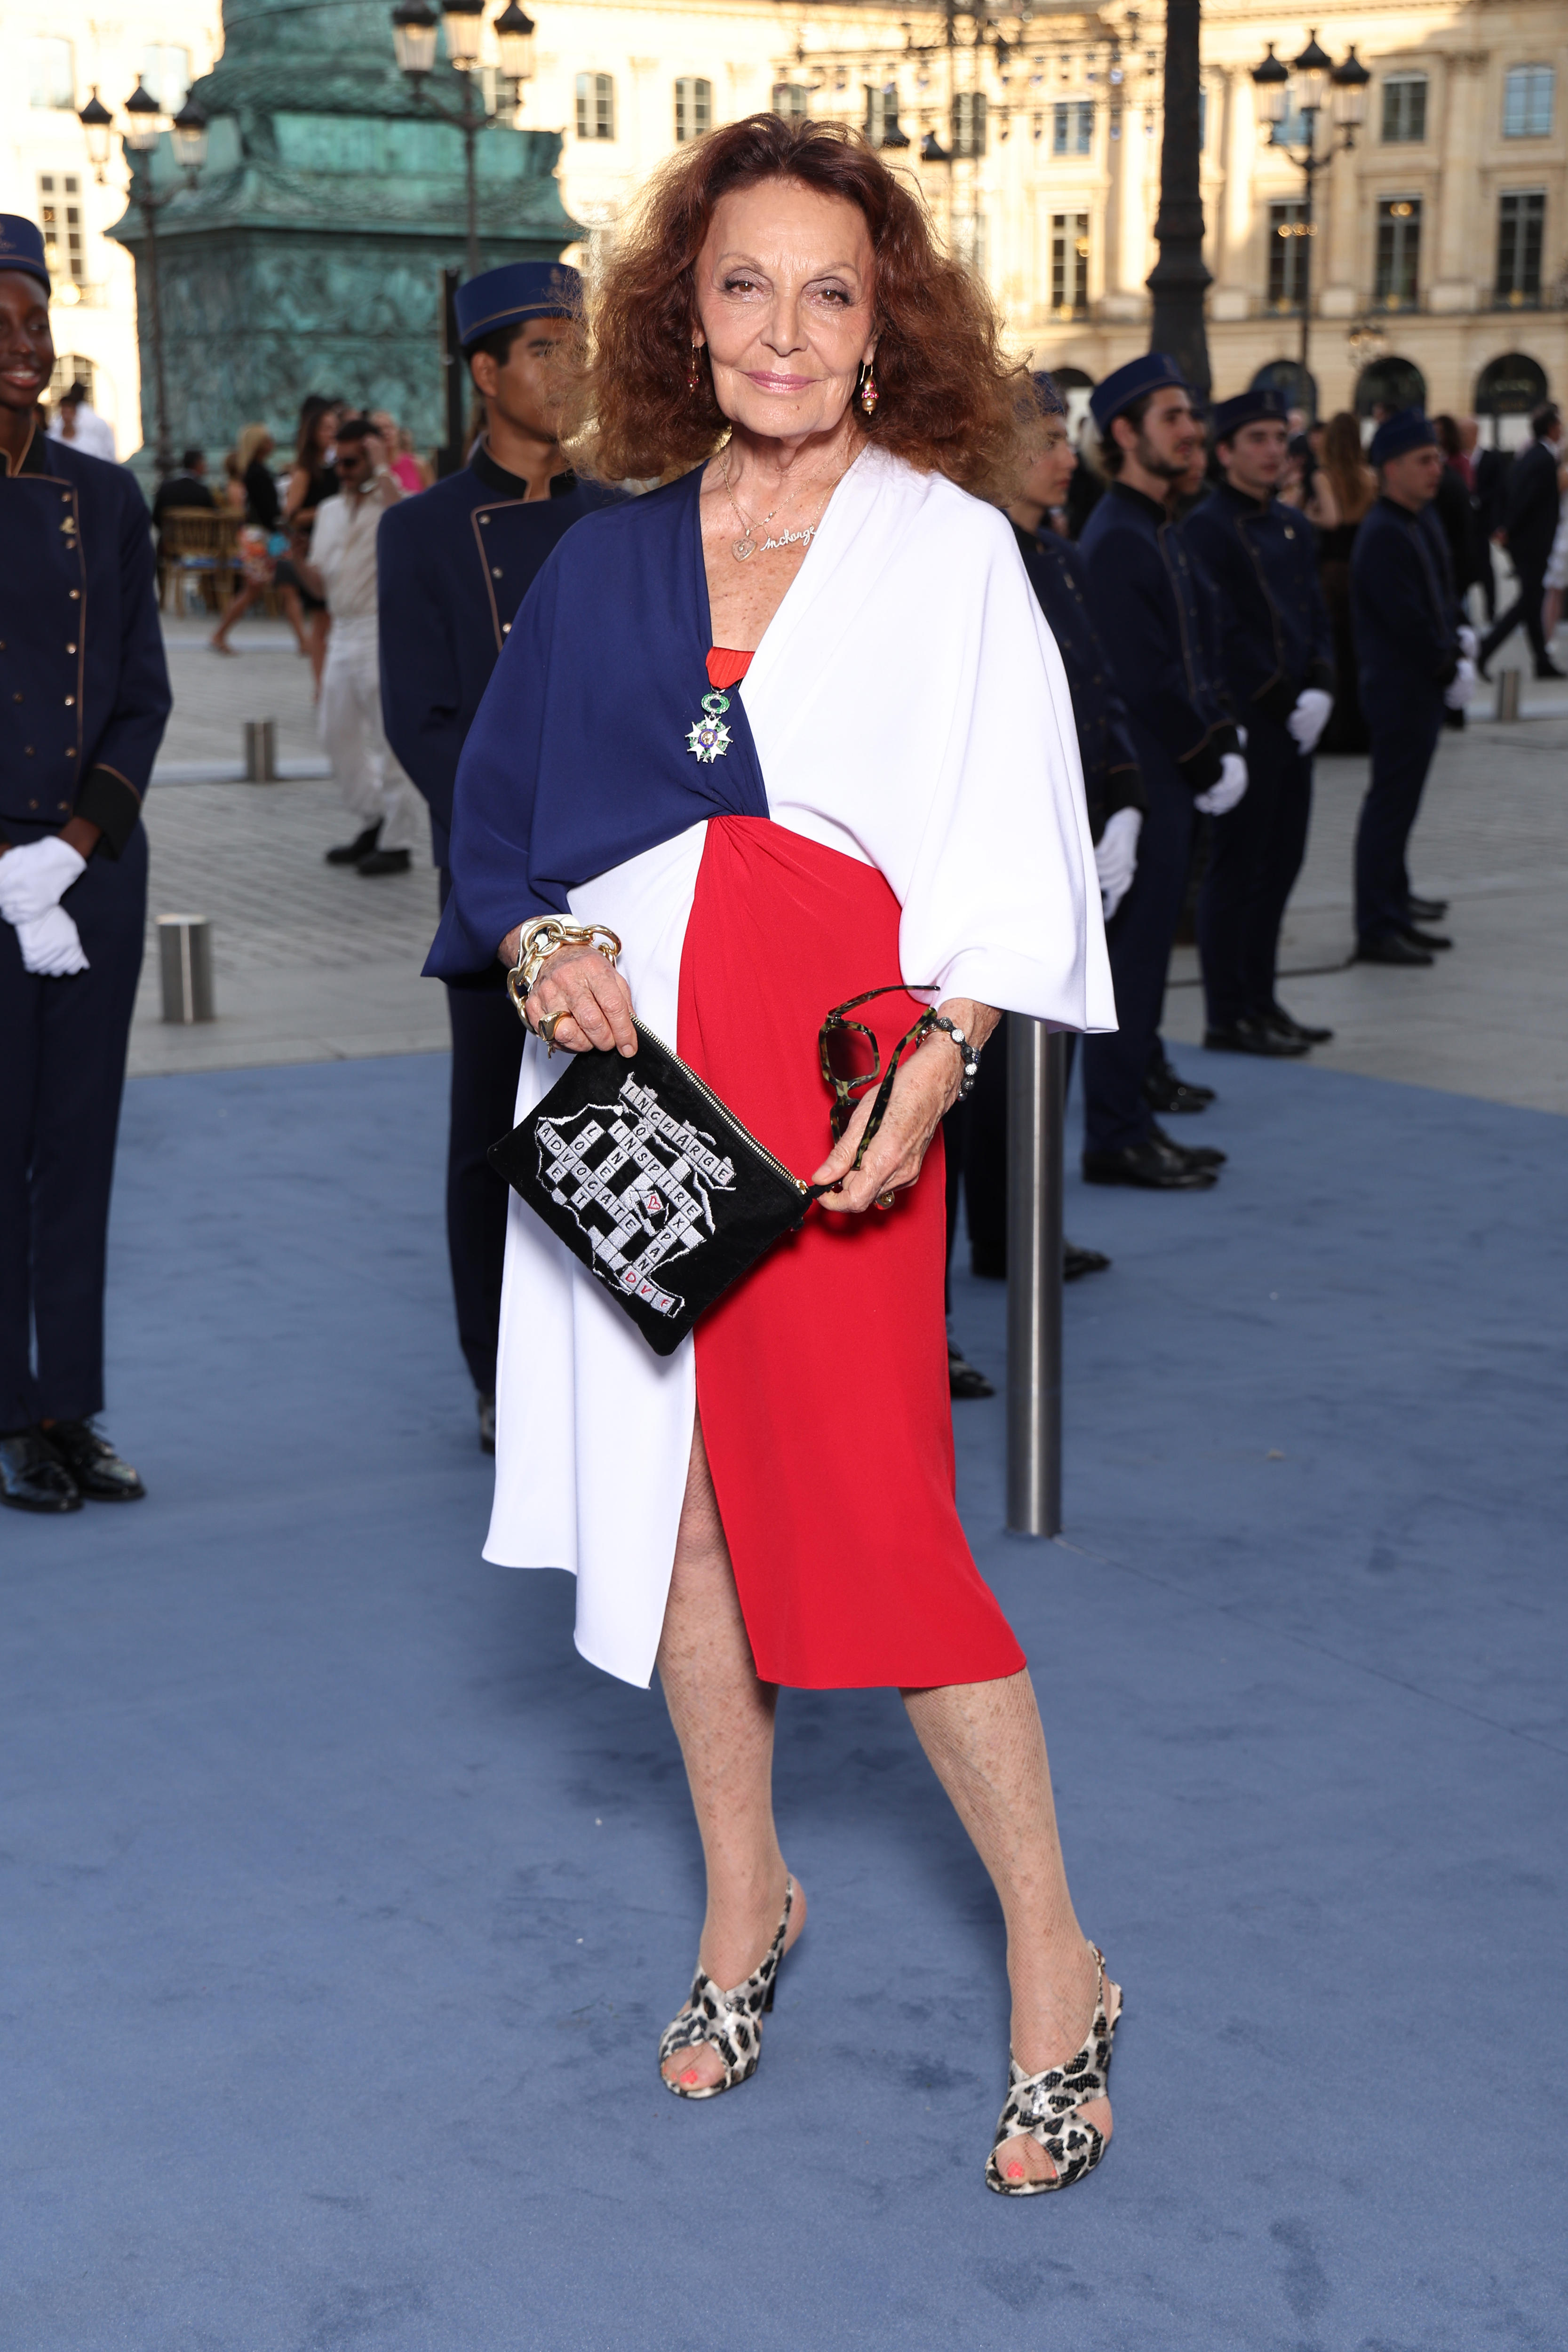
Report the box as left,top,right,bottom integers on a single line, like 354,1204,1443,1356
0,834,87,926
1287,686,1334,755
1457,624,1479,661
1094,806,1141,921
1445,657,1477,712
1194,752,1248,817
14,903,90,977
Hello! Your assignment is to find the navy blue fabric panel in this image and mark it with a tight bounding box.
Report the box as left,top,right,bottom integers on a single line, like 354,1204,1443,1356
426,467,770,977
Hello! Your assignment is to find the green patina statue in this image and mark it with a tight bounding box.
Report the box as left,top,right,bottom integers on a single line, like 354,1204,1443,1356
111,0,579,455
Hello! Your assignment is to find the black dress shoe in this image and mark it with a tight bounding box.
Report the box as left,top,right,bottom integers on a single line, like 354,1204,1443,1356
1397,922,1452,952
1535,658,1566,679
1357,931,1433,967
356,847,412,876
0,1429,81,1512
1082,1139,1217,1190
39,1419,145,1501
326,822,382,866
1264,1003,1335,1047
1149,1119,1226,1169
948,1341,995,1399
1064,1242,1111,1281
1406,894,1449,922
478,1393,496,1455
1144,1067,1215,1114
1203,1016,1309,1058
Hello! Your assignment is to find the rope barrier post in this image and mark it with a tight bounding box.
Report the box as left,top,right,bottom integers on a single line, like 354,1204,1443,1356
1006,1019,1065,1538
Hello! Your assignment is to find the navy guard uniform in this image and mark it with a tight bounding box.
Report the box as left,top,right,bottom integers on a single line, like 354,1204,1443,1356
377,262,624,1443
0,215,170,1512
1182,389,1335,1055
955,493,1147,1279
1351,411,1469,966
1077,353,1241,1189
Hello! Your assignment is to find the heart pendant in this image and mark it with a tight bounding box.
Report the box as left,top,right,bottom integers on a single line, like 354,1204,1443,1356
732,538,756,563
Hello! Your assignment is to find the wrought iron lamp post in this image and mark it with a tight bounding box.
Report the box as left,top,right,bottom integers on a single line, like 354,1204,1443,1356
80,77,208,477
391,0,535,279
1251,32,1369,410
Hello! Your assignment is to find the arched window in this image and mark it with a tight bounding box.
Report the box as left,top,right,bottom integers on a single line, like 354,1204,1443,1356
1251,359,1318,417
1354,356,1426,417
1503,65,1554,139
1474,352,1549,415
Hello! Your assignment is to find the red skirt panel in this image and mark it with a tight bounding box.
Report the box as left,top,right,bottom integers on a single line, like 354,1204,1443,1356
677,813,1026,1691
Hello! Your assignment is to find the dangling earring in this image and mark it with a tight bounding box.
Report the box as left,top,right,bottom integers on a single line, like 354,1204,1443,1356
687,342,702,394
859,358,879,416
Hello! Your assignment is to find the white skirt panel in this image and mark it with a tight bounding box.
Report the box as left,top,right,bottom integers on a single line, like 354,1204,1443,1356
482,821,708,1687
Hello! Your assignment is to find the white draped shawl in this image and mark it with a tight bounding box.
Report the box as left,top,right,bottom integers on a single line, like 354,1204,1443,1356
483,445,1114,1688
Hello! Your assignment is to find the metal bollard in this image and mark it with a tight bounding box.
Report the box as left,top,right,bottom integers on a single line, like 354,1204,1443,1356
1493,669,1521,723
1006,1019,1066,1538
158,914,215,1024
242,718,278,780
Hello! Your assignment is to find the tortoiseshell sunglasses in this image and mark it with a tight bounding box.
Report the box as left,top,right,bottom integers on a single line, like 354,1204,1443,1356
819,985,939,1172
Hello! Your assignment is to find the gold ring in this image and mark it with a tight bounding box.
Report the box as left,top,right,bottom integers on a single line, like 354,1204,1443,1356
875,1190,896,1211
538,1010,565,1052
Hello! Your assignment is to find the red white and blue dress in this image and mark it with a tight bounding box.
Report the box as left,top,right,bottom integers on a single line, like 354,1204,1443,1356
429,446,1115,1691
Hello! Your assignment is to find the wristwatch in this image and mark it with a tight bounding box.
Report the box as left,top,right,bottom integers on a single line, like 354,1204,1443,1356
926,1013,981,1099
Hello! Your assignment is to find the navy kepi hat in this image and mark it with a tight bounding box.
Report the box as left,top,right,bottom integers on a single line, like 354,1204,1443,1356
1211,388,1289,443
0,215,50,293
454,260,581,351
1090,351,1190,432
1368,408,1438,467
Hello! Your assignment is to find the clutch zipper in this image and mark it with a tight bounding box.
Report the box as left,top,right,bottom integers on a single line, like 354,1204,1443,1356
633,1020,811,1198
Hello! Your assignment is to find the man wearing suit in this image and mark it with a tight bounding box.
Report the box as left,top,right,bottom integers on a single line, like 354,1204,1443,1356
378,262,624,1450
1351,410,1474,968
1478,403,1564,680
0,217,171,1511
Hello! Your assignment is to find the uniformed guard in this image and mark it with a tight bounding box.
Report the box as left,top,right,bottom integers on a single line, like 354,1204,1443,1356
0,216,171,1512
378,261,624,1450
1076,354,1245,1192
1351,410,1474,968
947,371,1146,1327
1182,388,1336,1056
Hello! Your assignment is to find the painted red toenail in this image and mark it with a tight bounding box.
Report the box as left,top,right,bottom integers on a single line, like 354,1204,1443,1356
1006,2162,1024,2179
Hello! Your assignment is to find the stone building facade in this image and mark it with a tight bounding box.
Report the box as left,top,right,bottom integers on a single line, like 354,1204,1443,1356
3,0,1563,453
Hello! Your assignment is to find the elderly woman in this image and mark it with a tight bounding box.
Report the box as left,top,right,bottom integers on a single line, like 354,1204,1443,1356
428,117,1119,2195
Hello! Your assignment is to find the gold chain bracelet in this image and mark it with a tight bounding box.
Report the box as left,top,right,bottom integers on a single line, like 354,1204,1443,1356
505,917,624,1028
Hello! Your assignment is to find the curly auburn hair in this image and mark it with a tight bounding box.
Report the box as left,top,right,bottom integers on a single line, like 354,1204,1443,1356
566,114,1031,499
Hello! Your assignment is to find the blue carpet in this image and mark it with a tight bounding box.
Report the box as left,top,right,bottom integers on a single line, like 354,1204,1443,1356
3,1051,1565,2352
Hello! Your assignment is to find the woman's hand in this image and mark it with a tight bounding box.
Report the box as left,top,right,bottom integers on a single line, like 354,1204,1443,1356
520,940,638,1057
810,998,998,1214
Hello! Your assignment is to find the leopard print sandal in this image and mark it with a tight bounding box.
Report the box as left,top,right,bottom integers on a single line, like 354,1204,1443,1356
657,1876,794,2100
985,1945,1122,2195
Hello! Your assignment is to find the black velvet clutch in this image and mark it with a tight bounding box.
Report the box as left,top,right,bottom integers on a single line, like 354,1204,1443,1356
487,1023,815,1356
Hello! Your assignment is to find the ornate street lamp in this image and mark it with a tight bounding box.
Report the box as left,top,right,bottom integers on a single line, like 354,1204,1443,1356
80,78,207,478
391,0,532,278
1147,0,1210,397
1252,30,1369,411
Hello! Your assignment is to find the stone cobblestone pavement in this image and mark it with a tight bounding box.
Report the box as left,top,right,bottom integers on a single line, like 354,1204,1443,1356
134,614,1568,1110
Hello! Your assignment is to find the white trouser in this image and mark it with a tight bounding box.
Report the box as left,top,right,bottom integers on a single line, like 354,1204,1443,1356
318,623,423,856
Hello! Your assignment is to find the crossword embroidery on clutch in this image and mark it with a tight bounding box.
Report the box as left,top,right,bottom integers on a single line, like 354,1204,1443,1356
535,1072,736,1320
685,689,732,763
658,1878,794,2098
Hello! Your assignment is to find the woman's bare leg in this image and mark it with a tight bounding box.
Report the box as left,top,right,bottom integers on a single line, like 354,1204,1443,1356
655,1418,804,2090
903,1671,1112,2186
210,578,260,650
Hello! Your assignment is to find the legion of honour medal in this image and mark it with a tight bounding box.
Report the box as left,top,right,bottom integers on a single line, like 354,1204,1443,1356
685,690,732,764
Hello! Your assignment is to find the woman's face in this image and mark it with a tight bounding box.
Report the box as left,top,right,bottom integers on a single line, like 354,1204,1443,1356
313,409,335,453
692,177,878,446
